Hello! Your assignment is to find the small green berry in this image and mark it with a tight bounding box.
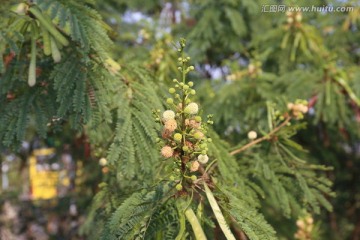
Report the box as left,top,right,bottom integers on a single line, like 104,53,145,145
169,88,176,94
190,175,197,181
188,81,194,87
166,98,174,104
182,146,189,152
174,133,182,142
175,184,183,191
194,116,202,122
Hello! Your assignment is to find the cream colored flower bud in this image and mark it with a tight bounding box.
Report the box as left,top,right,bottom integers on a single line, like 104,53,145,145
99,158,107,166
184,103,199,114
197,154,209,164
163,110,175,121
247,131,257,140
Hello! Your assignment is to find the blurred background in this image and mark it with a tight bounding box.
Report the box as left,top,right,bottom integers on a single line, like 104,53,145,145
1,0,360,239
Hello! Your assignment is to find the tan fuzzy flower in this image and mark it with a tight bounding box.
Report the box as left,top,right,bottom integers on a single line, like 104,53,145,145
190,161,200,172
161,146,173,158
164,119,177,132
189,119,200,128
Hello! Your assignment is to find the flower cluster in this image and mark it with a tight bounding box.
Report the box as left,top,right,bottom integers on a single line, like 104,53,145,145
226,61,262,81
294,215,314,240
155,39,213,191
287,99,309,120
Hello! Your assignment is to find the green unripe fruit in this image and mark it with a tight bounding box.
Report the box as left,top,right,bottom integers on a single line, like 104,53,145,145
188,81,194,87
174,133,182,142
190,90,196,95
176,184,183,191
169,88,176,94
182,146,189,152
190,175,197,181
194,116,202,122
183,85,189,90
166,98,174,104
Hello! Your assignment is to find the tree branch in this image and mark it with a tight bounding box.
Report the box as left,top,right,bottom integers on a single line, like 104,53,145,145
230,116,291,156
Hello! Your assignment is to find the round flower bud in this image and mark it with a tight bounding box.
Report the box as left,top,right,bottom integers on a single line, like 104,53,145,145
190,175,197,181
165,119,177,132
99,158,107,166
207,138,212,143
184,102,199,114
182,146,189,152
185,99,192,104
188,81,194,87
287,102,294,110
190,90,196,95
170,175,175,181
183,85,189,90
189,66,195,71
248,131,257,140
198,154,209,164
175,184,183,191
194,116,202,122
169,88,176,94
173,79,178,82
163,110,175,121
174,133,182,142
194,131,204,140
161,146,173,158
296,219,305,229
190,161,200,172
166,98,174,104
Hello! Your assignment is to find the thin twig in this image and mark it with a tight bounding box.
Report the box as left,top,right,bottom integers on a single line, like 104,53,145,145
230,116,291,156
